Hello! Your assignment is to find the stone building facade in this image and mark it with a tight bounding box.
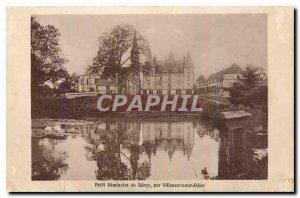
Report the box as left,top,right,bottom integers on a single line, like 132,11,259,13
141,52,195,95
194,63,243,97
78,74,139,95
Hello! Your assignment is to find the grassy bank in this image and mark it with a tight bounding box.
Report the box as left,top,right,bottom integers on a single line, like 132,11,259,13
32,95,226,119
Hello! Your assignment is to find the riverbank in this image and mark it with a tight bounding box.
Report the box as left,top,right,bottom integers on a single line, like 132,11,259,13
31,95,227,119
32,94,267,135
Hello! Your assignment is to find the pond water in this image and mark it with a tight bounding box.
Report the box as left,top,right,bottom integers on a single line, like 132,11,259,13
31,118,267,180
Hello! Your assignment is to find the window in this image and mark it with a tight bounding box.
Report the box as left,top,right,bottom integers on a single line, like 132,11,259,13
237,75,240,79
106,85,110,90
176,89,181,94
168,83,171,89
87,79,89,84
81,79,83,85
160,76,162,81
157,82,162,86
186,89,192,94
157,90,162,94
106,123,110,130
95,78,99,84
149,90,153,94
143,90,147,95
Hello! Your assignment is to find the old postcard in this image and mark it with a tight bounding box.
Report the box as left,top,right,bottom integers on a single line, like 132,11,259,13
7,7,294,192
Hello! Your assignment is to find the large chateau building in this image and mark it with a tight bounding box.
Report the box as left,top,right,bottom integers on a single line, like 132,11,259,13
141,52,195,95
194,63,243,97
74,51,195,97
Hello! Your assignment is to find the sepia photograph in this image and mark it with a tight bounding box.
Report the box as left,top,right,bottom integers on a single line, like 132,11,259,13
31,14,268,181
6,6,294,192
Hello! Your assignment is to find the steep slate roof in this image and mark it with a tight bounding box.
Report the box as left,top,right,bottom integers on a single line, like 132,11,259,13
156,59,184,73
185,52,194,68
207,63,243,80
196,75,206,82
152,51,194,74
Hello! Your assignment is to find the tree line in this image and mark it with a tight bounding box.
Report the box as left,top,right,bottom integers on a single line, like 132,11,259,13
31,17,78,99
228,65,267,109
31,18,152,99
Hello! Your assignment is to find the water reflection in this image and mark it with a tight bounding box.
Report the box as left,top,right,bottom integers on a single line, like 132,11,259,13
32,138,68,180
32,118,267,180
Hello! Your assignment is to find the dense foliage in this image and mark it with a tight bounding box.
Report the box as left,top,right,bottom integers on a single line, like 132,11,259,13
31,17,78,99
87,24,151,92
228,65,267,109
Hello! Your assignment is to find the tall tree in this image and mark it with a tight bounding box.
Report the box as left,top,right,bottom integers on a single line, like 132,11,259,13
31,17,68,98
130,32,140,74
228,65,267,107
87,24,151,92
239,65,264,88
130,32,141,92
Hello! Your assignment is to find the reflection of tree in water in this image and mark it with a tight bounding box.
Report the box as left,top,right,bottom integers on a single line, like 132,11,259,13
94,147,130,180
201,167,216,180
196,121,219,142
32,138,68,180
85,132,151,180
135,143,151,180
127,144,151,180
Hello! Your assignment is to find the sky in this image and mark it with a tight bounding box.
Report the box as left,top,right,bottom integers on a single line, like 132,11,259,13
36,14,267,78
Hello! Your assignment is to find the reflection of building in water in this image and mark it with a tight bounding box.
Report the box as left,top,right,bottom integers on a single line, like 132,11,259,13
33,120,222,180
141,122,195,161
33,117,266,180
78,121,195,161
77,121,141,146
